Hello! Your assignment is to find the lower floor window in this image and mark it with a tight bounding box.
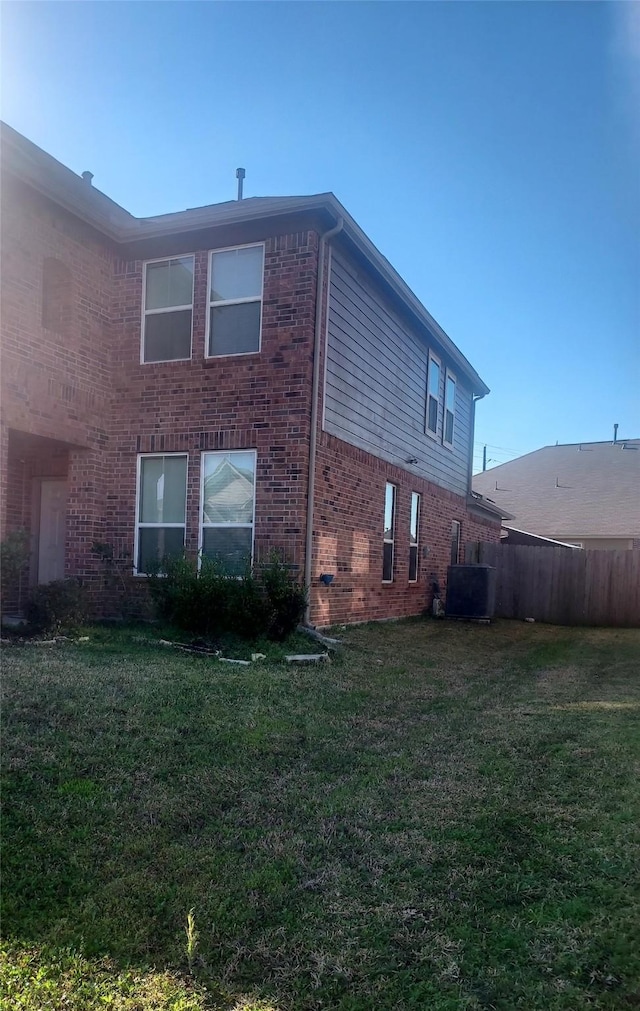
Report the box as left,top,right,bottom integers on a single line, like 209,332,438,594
201,450,256,575
136,454,187,573
409,492,420,582
451,519,461,566
383,482,396,582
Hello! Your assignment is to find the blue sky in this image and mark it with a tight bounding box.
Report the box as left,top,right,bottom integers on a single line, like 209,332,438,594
2,1,638,471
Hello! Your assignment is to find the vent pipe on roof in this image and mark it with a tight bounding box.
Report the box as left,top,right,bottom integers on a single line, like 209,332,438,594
236,167,245,201
613,423,619,443
81,171,94,186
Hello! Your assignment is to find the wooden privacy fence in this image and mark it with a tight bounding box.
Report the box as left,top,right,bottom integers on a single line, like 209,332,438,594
465,543,640,628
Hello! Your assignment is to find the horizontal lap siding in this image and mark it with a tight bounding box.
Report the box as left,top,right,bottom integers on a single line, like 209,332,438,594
324,252,471,497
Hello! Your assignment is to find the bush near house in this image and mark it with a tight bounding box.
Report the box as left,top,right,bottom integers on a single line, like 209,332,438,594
148,553,307,642
26,578,88,634
0,528,30,611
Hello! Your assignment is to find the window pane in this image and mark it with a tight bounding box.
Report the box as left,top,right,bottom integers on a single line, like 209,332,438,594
140,456,186,524
384,483,395,537
209,302,261,356
451,521,461,566
445,375,456,411
445,409,454,445
202,527,252,575
146,258,193,310
428,395,438,434
203,453,255,524
428,359,440,398
138,527,184,573
383,541,394,582
211,246,263,302
409,545,418,582
410,493,420,543
144,309,192,362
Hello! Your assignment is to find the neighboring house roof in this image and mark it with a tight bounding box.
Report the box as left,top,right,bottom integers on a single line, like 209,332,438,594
501,526,581,548
0,121,489,397
473,440,640,539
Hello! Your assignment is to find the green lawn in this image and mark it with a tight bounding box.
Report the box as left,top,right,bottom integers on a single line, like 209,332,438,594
2,619,639,1010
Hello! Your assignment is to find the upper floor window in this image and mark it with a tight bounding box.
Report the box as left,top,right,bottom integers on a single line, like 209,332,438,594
42,257,72,333
383,482,396,583
443,371,456,448
425,352,441,438
135,454,187,574
207,244,264,357
142,256,194,363
200,450,256,575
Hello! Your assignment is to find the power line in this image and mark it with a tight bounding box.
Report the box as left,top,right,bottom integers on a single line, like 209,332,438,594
473,442,524,455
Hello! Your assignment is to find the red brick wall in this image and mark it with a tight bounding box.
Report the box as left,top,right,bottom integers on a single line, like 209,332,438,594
310,431,500,626
0,180,114,602
1,176,499,624
104,231,319,588
0,180,114,452
1,180,320,607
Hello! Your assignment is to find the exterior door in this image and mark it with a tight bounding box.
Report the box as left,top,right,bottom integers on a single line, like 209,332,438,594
38,479,67,583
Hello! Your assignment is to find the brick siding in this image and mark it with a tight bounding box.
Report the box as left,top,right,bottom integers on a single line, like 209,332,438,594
1,175,500,622
310,431,499,626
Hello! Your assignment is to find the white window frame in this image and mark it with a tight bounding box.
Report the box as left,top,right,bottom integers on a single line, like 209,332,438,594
425,351,441,440
133,453,188,576
443,369,457,450
140,254,195,365
199,449,257,569
205,242,265,359
382,482,397,584
409,491,420,583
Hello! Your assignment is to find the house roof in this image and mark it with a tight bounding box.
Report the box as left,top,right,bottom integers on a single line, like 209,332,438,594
501,526,581,548
473,440,640,539
0,121,489,396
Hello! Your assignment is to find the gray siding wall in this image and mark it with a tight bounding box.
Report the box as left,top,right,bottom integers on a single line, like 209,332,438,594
323,250,473,496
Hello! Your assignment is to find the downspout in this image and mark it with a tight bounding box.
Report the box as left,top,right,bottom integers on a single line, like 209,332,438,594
468,393,484,493
304,216,344,624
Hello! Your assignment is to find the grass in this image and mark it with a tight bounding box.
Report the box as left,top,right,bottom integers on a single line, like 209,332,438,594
2,618,639,1010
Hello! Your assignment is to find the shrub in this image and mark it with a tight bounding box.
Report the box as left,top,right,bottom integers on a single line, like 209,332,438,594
147,552,307,642
147,554,202,632
222,559,272,640
0,528,30,604
27,579,88,634
260,554,308,641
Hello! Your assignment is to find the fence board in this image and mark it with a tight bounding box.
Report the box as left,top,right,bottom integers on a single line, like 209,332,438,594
466,544,640,627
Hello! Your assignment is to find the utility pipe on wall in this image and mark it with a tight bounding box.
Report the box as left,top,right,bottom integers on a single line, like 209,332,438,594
304,216,344,624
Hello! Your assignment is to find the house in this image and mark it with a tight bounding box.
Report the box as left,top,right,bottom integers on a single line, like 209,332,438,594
473,441,640,551
0,123,501,626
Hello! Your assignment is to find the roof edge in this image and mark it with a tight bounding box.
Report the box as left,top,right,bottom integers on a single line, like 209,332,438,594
467,492,513,522
502,525,582,548
1,122,490,394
